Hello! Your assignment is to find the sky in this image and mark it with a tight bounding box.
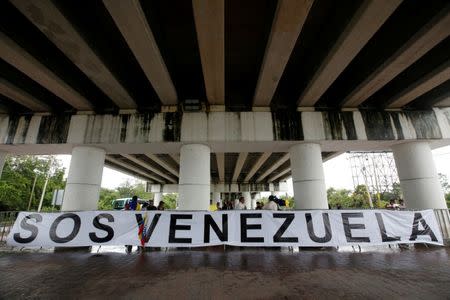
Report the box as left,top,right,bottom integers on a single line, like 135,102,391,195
55,145,450,194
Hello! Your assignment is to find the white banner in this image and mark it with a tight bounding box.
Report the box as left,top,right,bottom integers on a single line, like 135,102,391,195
7,210,443,247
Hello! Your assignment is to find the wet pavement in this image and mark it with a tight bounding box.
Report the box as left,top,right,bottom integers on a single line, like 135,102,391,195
0,246,449,299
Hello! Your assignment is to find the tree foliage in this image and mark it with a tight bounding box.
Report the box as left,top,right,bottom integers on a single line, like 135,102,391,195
98,188,119,210
0,156,65,211
116,180,152,199
162,193,177,209
438,173,450,208
327,185,390,209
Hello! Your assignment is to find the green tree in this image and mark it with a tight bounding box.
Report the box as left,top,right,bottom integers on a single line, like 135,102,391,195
438,173,450,208
98,188,119,210
327,188,352,208
446,193,450,208
0,156,65,211
162,193,177,209
116,180,152,199
438,173,450,194
280,195,295,209
351,185,371,208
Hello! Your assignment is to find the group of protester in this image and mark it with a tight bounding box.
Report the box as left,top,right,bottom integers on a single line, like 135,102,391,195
124,195,166,254
124,195,165,211
213,195,281,211
385,199,406,210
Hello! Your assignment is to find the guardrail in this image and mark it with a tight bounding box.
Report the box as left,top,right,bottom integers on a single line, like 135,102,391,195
0,211,19,245
434,209,450,241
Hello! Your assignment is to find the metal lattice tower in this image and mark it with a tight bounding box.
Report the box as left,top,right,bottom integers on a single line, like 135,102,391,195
347,151,399,195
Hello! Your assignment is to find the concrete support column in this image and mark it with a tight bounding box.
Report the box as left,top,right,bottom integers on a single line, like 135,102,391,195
178,144,210,210
153,192,162,206
243,192,251,209
392,142,446,209
213,192,221,205
289,143,328,209
62,147,105,211
0,151,7,179
251,193,260,209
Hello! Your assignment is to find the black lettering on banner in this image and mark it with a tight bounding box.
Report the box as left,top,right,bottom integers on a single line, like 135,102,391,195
240,213,264,243
375,213,400,242
204,214,228,243
89,213,115,243
49,213,81,243
306,213,332,243
273,213,298,243
169,214,192,243
135,213,161,243
409,212,438,242
13,214,42,243
341,213,370,243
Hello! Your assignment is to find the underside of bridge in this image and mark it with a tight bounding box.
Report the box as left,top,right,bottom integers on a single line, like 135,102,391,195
0,0,449,211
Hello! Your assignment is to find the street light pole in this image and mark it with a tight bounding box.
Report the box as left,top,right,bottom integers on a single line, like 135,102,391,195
37,157,54,212
37,173,49,212
27,174,38,211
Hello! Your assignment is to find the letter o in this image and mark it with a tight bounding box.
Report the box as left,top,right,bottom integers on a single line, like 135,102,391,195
49,213,81,243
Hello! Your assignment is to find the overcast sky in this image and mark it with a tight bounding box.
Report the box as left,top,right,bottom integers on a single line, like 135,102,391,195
55,145,450,194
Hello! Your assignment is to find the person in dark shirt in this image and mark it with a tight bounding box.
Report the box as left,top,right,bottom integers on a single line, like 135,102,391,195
129,195,138,211
146,200,157,210
255,202,263,210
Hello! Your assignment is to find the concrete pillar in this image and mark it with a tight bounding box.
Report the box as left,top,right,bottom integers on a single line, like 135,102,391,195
178,144,210,210
243,192,251,209
0,151,7,179
213,192,221,205
289,143,328,209
251,193,260,209
62,146,105,211
153,192,162,206
392,142,447,209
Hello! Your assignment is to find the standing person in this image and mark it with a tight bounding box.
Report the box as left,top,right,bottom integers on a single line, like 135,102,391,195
129,195,138,211
235,196,247,210
216,202,221,211
125,195,139,254
147,200,157,210
255,202,263,210
263,196,278,211
157,201,165,211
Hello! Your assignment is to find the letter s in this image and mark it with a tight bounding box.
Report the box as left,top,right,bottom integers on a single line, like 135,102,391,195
13,214,42,243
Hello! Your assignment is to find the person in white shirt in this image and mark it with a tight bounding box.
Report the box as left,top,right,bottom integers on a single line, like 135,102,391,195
234,196,247,210
263,196,279,211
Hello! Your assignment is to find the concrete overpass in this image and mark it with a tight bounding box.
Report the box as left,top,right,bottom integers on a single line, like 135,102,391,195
0,0,449,211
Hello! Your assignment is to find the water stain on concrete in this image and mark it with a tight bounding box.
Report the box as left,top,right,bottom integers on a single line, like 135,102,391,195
272,112,303,140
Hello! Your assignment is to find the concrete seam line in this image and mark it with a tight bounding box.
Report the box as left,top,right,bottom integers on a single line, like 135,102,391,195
66,182,101,186
398,177,438,181
292,179,323,183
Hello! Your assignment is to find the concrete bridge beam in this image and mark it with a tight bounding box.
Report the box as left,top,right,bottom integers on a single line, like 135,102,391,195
62,147,105,211
289,143,328,209
392,141,447,209
178,144,210,210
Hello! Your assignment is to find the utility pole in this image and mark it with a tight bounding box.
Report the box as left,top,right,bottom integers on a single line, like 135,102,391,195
27,174,38,211
37,157,54,212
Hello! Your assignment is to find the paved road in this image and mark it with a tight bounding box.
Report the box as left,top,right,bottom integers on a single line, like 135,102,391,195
0,246,449,299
